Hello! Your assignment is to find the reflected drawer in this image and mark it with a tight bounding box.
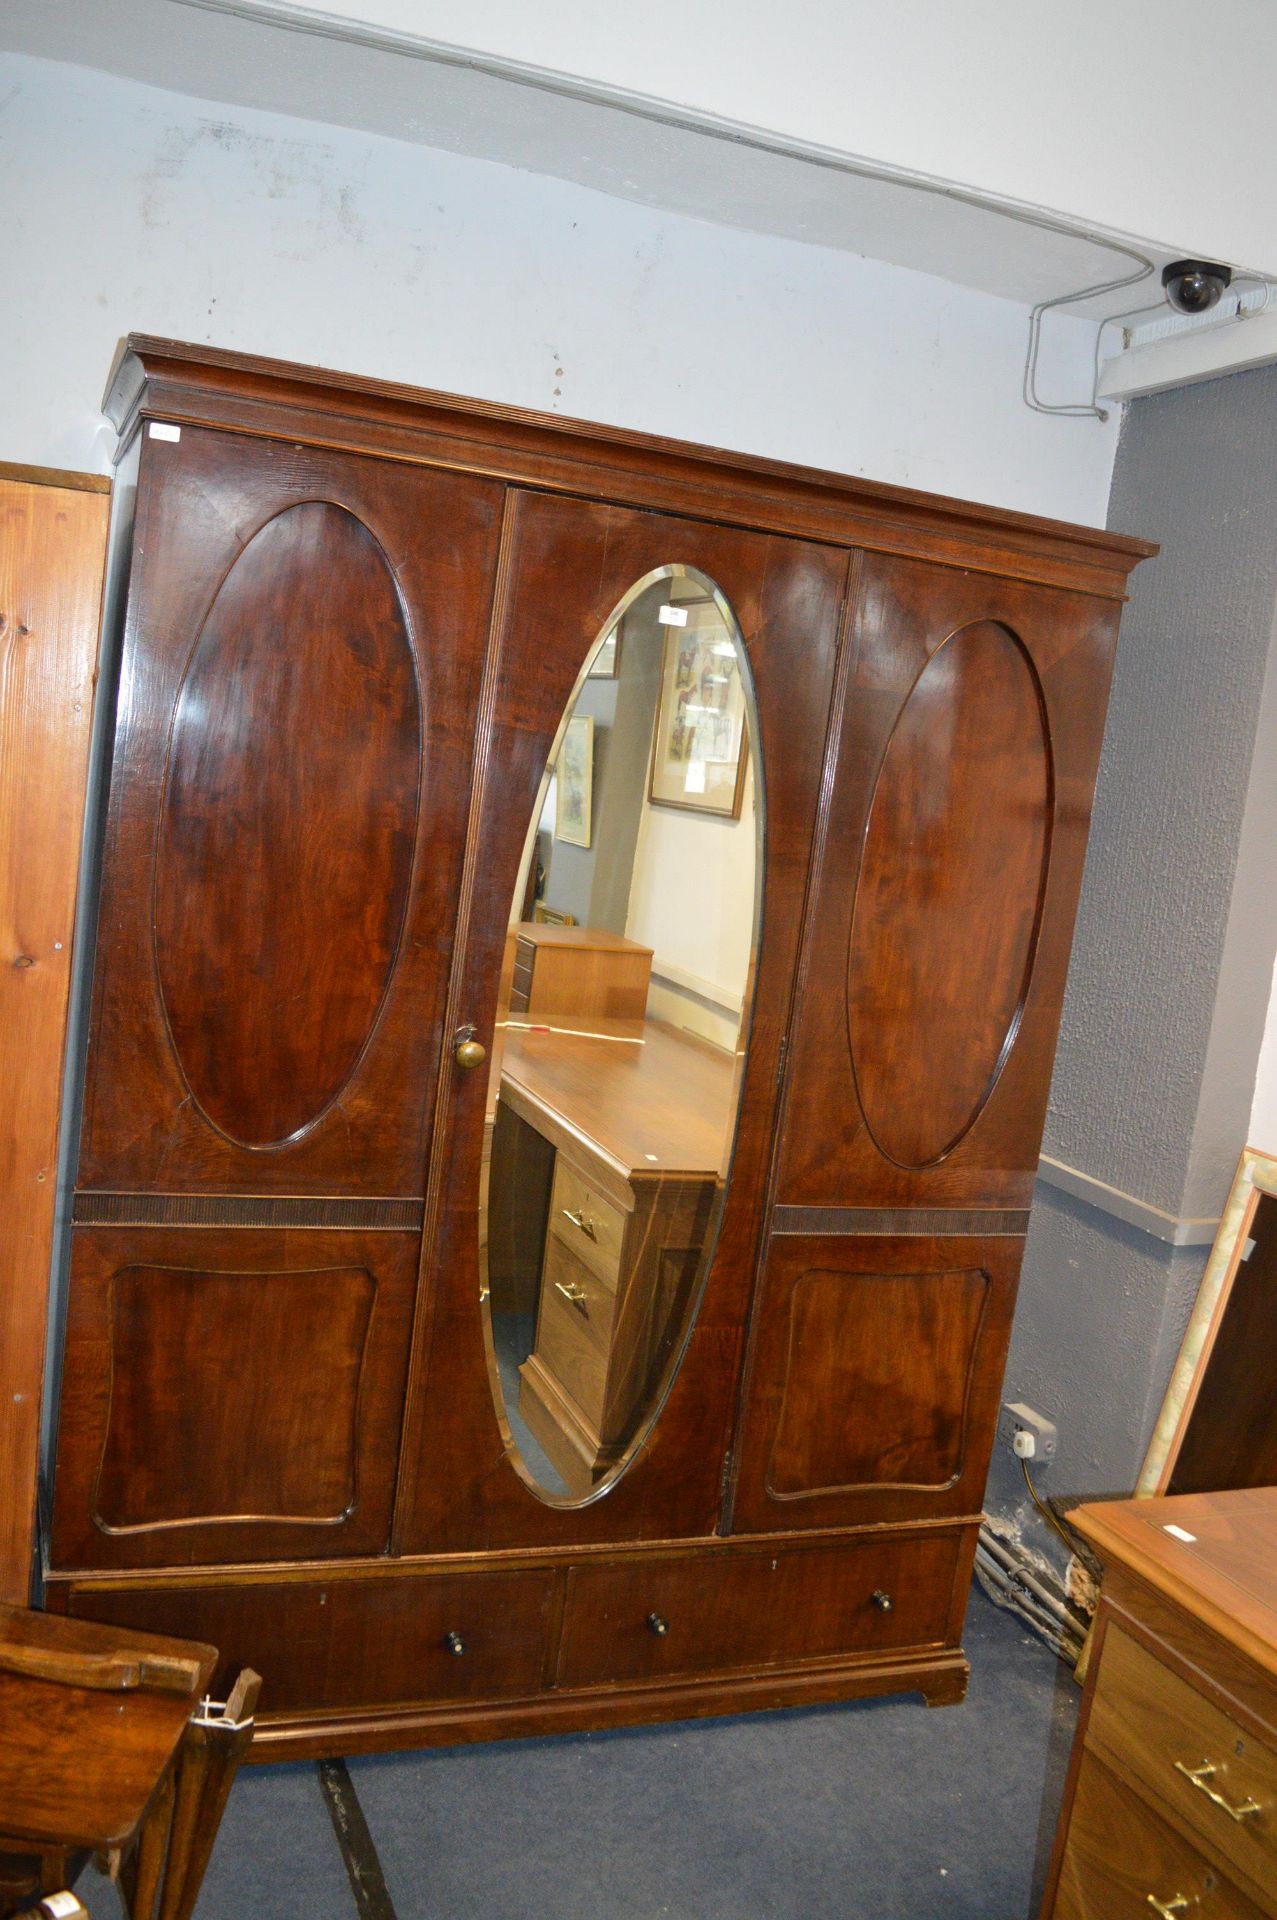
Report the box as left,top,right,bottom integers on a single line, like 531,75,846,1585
549,1157,627,1280
536,1237,615,1425
556,1530,961,1690
1090,1626,1277,1891
1055,1748,1266,1920
62,1566,559,1717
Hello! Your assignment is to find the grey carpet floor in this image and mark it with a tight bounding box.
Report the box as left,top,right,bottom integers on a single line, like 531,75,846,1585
77,1585,1076,1920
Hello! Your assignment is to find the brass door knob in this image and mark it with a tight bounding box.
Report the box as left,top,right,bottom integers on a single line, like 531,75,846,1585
454,1026,486,1070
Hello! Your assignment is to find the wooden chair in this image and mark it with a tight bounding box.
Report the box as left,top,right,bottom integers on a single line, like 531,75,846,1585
0,1604,260,1919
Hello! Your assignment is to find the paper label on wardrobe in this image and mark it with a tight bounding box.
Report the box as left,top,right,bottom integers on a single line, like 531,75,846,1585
148,421,182,442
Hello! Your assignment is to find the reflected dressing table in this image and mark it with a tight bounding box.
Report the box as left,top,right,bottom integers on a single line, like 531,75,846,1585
496,1018,736,1492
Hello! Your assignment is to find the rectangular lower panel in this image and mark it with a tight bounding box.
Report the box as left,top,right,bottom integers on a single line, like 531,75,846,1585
731,1233,1022,1533
49,1226,421,1569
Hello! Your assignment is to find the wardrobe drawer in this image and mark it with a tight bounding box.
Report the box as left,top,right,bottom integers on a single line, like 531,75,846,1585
556,1531,962,1691
1055,1748,1266,1920
549,1158,627,1281
1090,1626,1277,1892
62,1567,558,1717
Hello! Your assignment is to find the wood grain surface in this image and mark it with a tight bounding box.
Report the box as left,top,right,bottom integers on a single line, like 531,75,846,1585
0,1601,214,1851
729,1233,1021,1532
1072,1487,1277,1686
75,426,502,1195
51,1227,421,1571
499,1020,735,1183
0,469,108,1603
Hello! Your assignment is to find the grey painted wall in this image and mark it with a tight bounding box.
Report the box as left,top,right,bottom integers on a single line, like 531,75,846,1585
990,363,1277,1566
1046,368,1277,1219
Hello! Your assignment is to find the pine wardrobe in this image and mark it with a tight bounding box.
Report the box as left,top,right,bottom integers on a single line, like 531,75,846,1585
41,338,1152,1758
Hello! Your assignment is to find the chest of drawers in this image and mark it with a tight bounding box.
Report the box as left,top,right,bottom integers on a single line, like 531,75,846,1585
1043,1487,1277,1919
506,924,653,1021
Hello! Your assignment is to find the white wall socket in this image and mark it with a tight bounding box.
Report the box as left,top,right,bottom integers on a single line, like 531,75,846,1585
998,1400,1058,1463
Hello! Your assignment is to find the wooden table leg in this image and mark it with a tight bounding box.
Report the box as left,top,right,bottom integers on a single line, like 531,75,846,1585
123,1767,174,1920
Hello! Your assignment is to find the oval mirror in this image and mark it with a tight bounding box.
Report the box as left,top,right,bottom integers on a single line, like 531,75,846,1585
479,567,762,1502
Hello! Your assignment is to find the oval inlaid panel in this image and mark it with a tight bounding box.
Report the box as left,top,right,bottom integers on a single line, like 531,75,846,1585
155,502,421,1148
846,620,1052,1170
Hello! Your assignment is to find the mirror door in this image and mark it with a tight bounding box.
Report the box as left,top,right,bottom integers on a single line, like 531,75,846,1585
485,566,759,1503
394,491,848,1554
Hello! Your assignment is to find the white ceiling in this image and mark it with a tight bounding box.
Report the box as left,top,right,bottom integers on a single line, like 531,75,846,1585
0,0,1183,320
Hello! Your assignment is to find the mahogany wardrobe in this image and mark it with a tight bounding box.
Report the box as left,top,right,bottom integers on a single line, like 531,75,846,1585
40,337,1152,1758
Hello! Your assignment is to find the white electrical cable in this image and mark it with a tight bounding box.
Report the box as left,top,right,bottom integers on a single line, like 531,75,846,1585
1023,256,1155,424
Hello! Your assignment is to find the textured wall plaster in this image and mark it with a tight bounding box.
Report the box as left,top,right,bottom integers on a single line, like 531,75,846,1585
1045,366,1277,1218
994,366,1277,1572
987,1186,1206,1575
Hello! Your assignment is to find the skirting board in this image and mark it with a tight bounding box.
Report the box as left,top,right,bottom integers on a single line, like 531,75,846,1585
1035,1154,1220,1247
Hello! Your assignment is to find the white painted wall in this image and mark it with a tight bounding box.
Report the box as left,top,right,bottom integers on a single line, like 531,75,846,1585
626,761,757,1052
272,0,1277,272
0,54,1119,524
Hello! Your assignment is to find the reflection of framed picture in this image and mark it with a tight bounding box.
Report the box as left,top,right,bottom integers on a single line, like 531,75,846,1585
588,624,621,679
648,625,748,818
554,714,594,847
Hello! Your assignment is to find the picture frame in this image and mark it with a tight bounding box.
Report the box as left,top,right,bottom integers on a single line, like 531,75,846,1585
1137,1143,1277,1495
554,713,593,847
588,623,621,679
647,621,749,819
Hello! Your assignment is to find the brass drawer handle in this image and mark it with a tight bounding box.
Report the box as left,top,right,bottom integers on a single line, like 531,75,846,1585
561,1206,598,1241
1174,1760,1262,1823
1146,1897,1191,1918
555,1279,590,1318
646,1612,669,1637
872,1590,893,1612
444,1631,466,1657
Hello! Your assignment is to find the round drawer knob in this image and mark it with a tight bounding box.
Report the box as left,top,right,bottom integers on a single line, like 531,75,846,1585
646,1612,669,1637
444,1630,466,1656
455,1035,486,1070
871,1589,893,1613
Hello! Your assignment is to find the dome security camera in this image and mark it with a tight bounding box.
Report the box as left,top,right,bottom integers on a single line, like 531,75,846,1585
1161,260,1233,315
